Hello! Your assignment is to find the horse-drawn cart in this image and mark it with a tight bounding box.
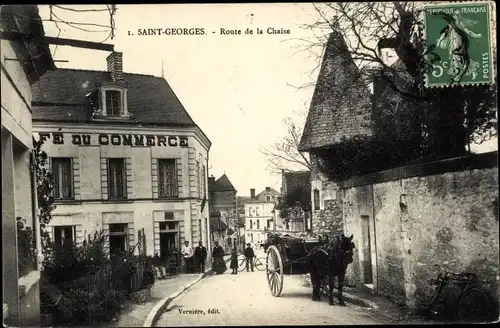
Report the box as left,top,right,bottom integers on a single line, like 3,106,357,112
265,233,324,297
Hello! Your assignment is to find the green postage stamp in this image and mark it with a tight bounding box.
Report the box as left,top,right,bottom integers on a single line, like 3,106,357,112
423,1,494,87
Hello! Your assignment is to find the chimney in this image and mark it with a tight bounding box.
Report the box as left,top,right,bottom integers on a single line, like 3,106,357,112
106,51,124,81
250,189,255,199
208,175,215,186
265,187,271,192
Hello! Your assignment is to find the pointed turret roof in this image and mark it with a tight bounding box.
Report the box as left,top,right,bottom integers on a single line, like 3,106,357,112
211,174,236,192
298,30,373,152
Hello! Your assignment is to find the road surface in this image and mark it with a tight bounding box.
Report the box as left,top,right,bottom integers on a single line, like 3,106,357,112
155,259,383,326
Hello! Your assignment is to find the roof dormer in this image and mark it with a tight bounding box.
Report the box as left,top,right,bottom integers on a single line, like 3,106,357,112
92,51,131,120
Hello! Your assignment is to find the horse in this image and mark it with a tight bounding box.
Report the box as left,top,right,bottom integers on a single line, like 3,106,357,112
306,234,355,306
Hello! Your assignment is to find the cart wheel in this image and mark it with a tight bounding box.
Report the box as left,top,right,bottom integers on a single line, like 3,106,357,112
266,245,284,297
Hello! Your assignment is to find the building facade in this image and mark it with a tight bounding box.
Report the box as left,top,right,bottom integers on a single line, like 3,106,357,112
1,5,55,326
245,187,280,246
208,174,238,252
31,52,211,259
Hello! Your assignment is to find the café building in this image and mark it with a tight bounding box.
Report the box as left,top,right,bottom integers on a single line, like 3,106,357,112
31,52,212,258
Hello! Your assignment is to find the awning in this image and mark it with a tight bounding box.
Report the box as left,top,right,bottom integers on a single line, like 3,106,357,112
210,217,228,232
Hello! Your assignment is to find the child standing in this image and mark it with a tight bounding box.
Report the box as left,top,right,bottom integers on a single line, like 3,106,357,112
230,247,238,274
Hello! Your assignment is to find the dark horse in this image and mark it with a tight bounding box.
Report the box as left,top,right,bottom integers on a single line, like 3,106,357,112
306,234,355,306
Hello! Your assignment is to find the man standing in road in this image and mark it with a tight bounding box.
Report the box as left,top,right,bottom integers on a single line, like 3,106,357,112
244,243,255,272
194,241,207,273
181,240,194,273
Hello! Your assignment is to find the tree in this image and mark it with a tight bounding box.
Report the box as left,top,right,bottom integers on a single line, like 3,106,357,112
260,110,311,174
293,2,496,179
276,179,311,230
33,136,57,262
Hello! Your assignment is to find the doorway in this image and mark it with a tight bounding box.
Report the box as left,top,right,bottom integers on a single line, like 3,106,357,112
159,221,178,260
361,215,373,284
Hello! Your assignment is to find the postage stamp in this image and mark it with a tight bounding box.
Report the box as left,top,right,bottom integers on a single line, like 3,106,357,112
423,1,494,87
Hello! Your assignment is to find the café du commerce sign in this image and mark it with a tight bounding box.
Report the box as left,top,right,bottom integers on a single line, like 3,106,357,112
38,132,189,147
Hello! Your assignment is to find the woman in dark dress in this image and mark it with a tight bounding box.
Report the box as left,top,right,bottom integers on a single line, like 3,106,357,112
212,241,227,274
229,247,238,274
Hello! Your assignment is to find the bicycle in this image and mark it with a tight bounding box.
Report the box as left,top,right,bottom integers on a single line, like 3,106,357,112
420,264,495,323
237,253,266,272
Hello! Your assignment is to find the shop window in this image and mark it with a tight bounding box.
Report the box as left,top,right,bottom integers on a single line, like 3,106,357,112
109,223,128,255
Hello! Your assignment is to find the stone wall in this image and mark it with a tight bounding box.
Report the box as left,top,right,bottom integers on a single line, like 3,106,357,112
338,152,499,309
310,153,344,237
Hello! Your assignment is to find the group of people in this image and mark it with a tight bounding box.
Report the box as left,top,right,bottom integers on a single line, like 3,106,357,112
154,240,257,276
214,241,256,275
181,241,208,273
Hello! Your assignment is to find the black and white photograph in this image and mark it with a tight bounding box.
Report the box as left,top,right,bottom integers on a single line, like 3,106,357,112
1,2,498,326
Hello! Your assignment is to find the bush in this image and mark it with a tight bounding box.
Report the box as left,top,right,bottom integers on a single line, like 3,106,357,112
17,217,37,277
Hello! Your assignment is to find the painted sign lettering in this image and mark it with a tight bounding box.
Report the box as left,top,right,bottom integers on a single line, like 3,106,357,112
37,133,190,147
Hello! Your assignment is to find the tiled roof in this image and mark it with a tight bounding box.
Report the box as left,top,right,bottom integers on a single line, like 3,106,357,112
298,30,373,152
210,174,236,192
282,170,310,196
253,187,280,201
31,68,198,126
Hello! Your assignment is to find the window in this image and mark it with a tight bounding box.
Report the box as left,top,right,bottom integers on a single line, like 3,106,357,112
249,207,253,217
109,223,128,256
314,189,320,210
158,159,178,198
164,212,175,220
256,220,260,230
52,158,73,199
201,165,206,198
266,195,271,202
108,158,127,199
105,90,122,116
267,220,272,229
256,207,260,216
54,226,75,258
196,160,201,198
249,220,253,230
160,221,177,231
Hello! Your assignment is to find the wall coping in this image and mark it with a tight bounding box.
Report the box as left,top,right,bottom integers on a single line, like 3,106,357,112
18,270,41,298
338,151,498,188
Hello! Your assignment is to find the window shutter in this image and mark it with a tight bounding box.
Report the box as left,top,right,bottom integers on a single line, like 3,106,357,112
107,159,114,198
158,160,165,197
170,160,178,197
61,159,72,199
120,159,127,198
52,159,60,198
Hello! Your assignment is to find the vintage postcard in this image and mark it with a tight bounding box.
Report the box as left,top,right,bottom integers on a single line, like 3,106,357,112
1,2,498,327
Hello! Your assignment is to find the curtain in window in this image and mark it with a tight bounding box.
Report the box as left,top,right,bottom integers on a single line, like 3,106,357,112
52,158,72,199
106,90,122,116
159,159,177,197
108,159,126,198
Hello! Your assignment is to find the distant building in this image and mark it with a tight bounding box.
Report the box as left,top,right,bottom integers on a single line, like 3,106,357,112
208,174,238,251
1,5,55,326
236,195,250,248
245,187,280,246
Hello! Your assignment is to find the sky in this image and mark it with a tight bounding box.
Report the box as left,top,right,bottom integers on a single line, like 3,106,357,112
37,4,497,197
